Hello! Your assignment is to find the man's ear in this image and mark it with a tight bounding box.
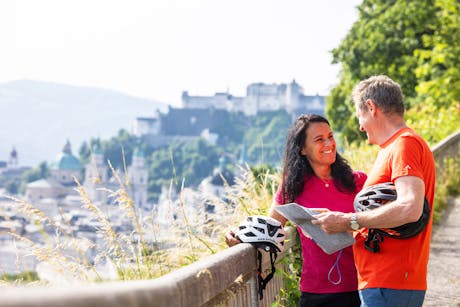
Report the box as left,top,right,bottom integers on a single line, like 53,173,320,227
365,99,377,115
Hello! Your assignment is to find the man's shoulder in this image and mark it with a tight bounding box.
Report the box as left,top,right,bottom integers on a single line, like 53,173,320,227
395,128,430,150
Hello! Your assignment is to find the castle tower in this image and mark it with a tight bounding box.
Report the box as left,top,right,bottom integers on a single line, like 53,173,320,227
285,79,302,113
128,147,148,208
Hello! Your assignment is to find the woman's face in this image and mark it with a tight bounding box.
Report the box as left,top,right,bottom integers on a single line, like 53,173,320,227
300,122,336,167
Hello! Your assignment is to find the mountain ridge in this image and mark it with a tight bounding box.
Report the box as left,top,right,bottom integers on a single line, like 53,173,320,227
0,79,168,167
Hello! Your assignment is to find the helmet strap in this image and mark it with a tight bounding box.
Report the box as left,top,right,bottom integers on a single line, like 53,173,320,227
256,249,278,300
365,229,384,253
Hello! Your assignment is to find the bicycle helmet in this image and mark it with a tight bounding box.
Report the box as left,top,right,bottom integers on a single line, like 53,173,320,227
235,215,286,300
353,182,431,252
354,182,397,212
235,215,286,253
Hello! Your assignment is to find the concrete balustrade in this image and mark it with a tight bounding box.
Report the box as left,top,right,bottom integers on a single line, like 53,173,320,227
431,131,460,169
2,131,459,307
2,228,297,307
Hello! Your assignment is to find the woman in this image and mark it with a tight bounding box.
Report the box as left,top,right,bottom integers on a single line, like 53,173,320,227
226,114,366,307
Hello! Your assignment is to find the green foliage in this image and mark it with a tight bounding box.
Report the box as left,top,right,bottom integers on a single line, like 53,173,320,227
5,179,20,195
15,161,51,194
326,74,365,143
273,231,302,307
341,141,378,174
0,271,39,283
432,155,460,223
211,111,248,145
413,0,460,110
102,129,139,171
147,138,222,200
328,0,459,144
71,110,294,202
406,103,460,146
20,162,50,183
243,110,292,165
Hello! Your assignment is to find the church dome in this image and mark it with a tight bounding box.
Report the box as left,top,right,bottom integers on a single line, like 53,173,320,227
54,152,81,170
51,140,81,171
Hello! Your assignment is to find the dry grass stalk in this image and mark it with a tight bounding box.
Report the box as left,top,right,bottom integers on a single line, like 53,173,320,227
2,162,278,285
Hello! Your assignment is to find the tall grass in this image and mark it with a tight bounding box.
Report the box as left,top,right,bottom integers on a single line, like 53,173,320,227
0,163,277,285
1,139,458,286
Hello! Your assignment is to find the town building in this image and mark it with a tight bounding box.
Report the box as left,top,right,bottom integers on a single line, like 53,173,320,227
25,141,149,209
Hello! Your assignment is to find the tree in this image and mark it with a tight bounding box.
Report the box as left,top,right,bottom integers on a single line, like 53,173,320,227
328,0,442,142
21,161,49,183
147,138,223,201
405,0,460,144
243,110,292,165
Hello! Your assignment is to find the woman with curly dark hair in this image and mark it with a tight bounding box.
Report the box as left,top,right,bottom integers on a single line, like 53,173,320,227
226,114,366,307
273,114,366,307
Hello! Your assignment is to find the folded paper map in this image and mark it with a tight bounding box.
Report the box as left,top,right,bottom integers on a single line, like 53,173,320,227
273,203,355,254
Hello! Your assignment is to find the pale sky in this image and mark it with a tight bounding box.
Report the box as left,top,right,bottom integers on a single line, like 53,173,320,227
1,0,362,106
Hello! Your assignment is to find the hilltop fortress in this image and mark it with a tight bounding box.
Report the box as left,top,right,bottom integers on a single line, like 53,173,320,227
133,80,326,142
181,79,325,116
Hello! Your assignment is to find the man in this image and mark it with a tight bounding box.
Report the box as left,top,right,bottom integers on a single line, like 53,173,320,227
312,75,436,306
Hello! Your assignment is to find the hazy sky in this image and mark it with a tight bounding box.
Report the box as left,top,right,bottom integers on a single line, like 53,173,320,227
1,0,362,106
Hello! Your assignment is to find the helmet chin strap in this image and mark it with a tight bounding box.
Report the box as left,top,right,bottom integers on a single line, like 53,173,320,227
256,249,278,300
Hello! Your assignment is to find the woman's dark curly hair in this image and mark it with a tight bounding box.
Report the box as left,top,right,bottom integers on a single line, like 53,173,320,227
281,114,357,203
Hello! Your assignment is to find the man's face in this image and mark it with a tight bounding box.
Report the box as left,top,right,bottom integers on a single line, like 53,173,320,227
355,104,376,144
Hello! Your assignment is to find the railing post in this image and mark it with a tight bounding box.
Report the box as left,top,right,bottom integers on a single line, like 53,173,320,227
249,276,260,307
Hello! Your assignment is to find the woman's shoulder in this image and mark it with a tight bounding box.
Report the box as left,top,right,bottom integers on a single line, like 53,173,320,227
352,171,367,188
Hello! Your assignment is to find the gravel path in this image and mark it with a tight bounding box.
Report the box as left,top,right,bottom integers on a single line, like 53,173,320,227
424,196,460,307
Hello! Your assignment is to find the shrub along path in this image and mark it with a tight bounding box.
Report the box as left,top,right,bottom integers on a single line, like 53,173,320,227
424,196,460,307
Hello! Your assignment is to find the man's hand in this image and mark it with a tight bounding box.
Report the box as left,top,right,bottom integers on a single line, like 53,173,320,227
224,229,241,247
311,211,351,233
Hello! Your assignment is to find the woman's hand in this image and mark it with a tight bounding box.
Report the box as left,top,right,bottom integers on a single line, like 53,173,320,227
224,229,241,247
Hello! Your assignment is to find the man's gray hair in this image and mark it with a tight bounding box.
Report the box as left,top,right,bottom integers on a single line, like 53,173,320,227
352,75,405,116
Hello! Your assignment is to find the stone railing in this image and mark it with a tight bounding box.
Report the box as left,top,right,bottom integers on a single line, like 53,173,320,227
3,130,459,307
431,131,460,168
2,228,298,307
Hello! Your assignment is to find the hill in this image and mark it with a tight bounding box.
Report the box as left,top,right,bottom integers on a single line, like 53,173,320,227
0,80,168,167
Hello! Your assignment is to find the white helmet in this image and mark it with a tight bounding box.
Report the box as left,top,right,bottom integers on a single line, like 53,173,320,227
235,215,286,253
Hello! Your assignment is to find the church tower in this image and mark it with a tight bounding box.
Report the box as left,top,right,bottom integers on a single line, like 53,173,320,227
84,144,108,204
8,146,18,167
127,147,148,208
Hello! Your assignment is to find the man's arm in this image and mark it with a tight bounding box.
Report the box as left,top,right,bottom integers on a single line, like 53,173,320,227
312,176,425,233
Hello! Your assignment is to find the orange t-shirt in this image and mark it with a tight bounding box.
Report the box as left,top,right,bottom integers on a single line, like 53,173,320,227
354,127,436,290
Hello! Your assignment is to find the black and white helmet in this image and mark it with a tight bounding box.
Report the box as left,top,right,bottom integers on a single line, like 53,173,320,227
354,182,431,240
235,215,286,253
354,182,397,212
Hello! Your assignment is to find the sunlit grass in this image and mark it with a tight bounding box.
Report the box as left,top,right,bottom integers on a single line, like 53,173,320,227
0,138,458,286
0,162,279,286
